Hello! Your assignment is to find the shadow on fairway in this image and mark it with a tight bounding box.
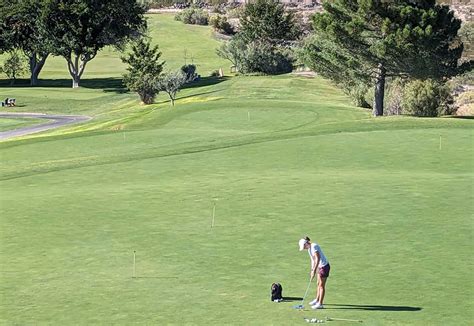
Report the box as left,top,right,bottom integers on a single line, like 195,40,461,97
449,115,474,120
182,76,229,90
132,276,178,279
0,78,127,93
325,304,422,311
282,297,303,302
0,76,228,94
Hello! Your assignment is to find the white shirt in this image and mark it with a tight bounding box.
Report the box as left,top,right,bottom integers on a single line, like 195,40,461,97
308,243,329,268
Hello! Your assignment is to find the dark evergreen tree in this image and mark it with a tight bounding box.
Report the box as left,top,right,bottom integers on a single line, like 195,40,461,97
239,0,296,44
121,38,164,104
305,0,469,116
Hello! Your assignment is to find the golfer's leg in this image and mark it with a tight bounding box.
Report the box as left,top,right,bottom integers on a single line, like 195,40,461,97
315,274,321,302
318,277,327,304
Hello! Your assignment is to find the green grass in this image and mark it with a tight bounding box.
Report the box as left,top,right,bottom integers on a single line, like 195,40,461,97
0,117,43,132
0,12,473,326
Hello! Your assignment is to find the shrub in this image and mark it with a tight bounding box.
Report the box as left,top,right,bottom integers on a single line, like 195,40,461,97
341,82,370,108
226,6,243,19
217,37,294,75
385,78,405,115
209,14,235,35
181,64,199,82
402,79,453,117
175,7,209,25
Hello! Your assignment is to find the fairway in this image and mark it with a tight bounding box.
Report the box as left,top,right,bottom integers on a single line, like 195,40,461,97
1,13,473,326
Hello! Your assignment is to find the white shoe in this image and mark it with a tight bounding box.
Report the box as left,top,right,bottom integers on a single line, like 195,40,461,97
309,299,318,305
311,302,324,310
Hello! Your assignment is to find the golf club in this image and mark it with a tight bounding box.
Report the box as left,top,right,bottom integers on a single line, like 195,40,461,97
294,278,312,309
326,316,363,323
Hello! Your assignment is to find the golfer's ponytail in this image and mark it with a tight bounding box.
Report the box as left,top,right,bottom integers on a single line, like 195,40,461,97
304,236,311,242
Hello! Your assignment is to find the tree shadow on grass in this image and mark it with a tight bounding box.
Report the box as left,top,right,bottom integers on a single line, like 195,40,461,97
0,78,128,93
182,76,229,90
447,115,474,120
1,76,229,94
325,304,422,312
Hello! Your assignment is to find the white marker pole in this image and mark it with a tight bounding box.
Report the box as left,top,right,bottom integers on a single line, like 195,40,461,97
133,251,136,278
211,201,216,228
248,111,250,121
439,135,442,150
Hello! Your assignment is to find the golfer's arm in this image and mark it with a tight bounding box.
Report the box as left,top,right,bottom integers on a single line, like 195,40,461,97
312,252,320,273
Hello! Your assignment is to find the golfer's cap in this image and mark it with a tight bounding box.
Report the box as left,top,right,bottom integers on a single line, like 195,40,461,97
299,238,308,251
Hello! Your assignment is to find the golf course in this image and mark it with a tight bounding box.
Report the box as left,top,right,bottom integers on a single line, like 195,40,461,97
0,13,473,325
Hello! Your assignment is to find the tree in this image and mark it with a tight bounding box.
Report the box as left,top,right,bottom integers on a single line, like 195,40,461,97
157,70,187,106
217,0,296,75
310,0,468,116
43,0,146,88
217,36,293,75
122,38,164,104
300,34,372,107
239,0,297,44
1,51,28,85
0,0,52,86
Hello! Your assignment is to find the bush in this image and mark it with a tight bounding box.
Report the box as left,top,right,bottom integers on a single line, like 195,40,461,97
175,7,209,25
226,6,243,19
181,64,199,82
385,78,405,115
402,79,453,117
209,14,235,35
217,37,294,75
345,83,370,108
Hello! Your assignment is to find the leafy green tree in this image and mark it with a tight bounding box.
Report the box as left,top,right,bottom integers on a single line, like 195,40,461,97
122,38,164,104
157,70,187,106
43,0,146,88
0,0,52,86
1,51,28,85
239,0,297,44
309,0,468,116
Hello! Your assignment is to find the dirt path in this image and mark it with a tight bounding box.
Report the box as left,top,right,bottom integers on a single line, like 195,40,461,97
0,112,91,141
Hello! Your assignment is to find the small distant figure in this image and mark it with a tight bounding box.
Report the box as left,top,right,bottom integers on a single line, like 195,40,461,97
218,68,224,78
3,98,16,107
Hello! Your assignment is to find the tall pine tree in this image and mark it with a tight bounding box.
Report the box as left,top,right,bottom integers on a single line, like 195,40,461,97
306,0,468,116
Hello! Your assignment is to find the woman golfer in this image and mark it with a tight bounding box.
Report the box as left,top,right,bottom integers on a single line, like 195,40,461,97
299,236,330,309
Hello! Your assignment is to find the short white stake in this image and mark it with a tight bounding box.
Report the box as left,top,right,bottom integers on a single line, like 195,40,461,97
133,251,136,278
439,135,442,150
211,202,216,228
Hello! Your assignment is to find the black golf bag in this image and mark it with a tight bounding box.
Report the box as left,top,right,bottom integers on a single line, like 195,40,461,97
271,283,283,302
